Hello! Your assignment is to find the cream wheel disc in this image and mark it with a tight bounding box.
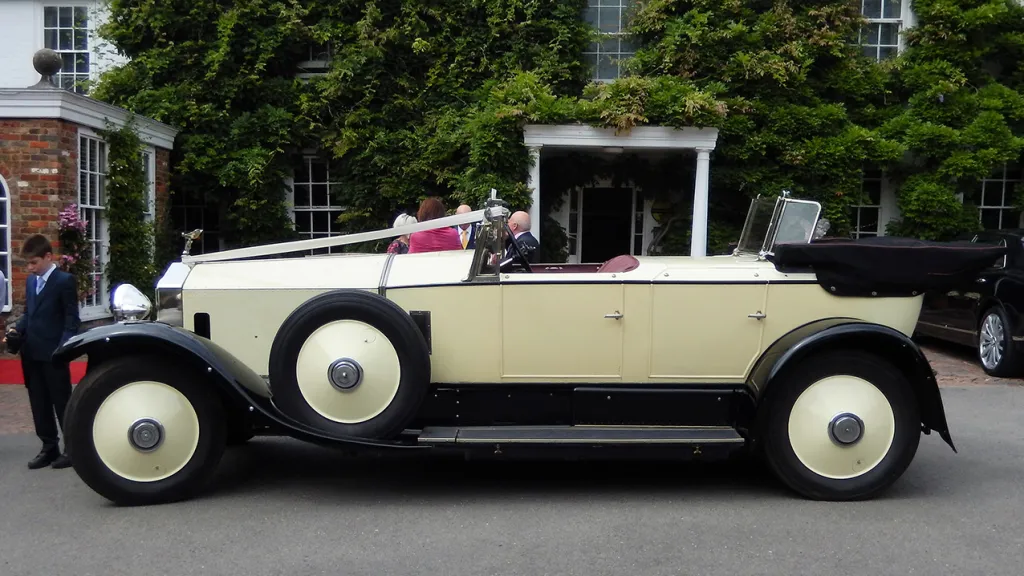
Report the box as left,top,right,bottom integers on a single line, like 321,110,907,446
92,381,201,483
787,375,896,480
295,319,401,424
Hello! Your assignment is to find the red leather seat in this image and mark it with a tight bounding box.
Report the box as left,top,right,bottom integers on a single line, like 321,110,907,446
596,254,640,273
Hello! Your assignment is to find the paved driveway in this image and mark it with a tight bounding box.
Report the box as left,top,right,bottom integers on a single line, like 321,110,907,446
0,385,1022,575
0,339,1023,575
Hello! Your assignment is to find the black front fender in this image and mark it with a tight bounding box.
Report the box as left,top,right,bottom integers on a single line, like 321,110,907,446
748,318,956,452
53,322,424,451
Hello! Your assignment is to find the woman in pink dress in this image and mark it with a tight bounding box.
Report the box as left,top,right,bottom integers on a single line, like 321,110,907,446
408,197,462,253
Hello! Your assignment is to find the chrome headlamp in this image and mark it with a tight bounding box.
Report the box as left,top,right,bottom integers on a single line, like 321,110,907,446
111,284,153,322
154,262,190,327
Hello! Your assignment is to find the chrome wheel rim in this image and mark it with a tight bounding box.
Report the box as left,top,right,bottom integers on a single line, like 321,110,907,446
980,313,1005,370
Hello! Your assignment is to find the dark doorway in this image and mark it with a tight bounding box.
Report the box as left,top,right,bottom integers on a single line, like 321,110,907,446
581,187,633,263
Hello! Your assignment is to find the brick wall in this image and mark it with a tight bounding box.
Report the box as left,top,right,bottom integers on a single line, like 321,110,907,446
0,119,79,329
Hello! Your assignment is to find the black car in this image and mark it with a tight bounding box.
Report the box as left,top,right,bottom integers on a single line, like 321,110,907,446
915,230,1024,376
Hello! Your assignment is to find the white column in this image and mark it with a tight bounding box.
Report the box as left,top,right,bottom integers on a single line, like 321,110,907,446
690,148,712,257
527,145,542,246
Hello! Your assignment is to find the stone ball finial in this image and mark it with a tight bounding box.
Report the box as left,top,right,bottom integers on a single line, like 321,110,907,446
33,48,63,77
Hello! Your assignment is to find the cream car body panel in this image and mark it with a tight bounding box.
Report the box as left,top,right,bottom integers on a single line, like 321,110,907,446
177,249,923,385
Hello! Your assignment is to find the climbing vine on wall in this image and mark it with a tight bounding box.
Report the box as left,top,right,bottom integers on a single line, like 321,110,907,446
89,0,1024,253
101,118,156,294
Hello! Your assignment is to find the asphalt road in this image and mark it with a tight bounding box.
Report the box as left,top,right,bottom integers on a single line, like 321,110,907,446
1,385,1023,576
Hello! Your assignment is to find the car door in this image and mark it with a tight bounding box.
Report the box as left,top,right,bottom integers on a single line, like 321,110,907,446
647,270,769,381
917,233,999,344
500,273,625,380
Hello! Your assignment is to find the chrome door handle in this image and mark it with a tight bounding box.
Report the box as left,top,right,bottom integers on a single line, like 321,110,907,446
748,312,766,320
604,312,623,320
977,278,987,283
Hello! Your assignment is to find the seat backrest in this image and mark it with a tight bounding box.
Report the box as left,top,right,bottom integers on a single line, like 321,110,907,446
596,254,640,274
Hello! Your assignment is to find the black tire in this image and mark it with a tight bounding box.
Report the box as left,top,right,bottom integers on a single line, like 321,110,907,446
977,306,1022,377
268,289,431,439
63,355,227,506
758,350,921,501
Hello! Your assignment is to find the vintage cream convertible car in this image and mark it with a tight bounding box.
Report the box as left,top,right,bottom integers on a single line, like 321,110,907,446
54,192,1004,506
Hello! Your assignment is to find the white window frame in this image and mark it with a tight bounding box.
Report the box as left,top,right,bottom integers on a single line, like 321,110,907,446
0,175,11,313
41,3,94,93
583,0,637,82
851,169,885,238
77,128,110,320
857,0,915,61
974,163,1023,230
286,153,347,255
296,41,332,80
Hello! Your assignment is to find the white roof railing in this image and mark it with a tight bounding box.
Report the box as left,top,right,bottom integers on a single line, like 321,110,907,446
182,205,508,265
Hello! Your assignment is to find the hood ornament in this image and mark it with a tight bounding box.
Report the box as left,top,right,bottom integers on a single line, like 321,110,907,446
182,229,204,256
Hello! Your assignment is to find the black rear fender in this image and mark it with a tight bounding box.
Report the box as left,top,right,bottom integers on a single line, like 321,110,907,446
52,322,422,451
749,318,955,452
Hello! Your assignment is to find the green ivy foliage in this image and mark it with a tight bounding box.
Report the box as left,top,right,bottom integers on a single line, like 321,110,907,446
101,119,157,294
880,0,1024,239
90,0,1024,255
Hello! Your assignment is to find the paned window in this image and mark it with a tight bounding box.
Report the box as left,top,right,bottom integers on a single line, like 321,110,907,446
858,0,902,61
0,176,11,313
289,156,345,255
851,169,883,238
141,149,155,222
79,134,108,315
171,192,221,255
583,0,636,81
43,6,90,93
969,163,1023,230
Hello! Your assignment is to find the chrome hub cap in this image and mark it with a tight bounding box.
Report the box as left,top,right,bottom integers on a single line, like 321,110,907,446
828,413,864,446
128,418,164,452
328,358,363,391
980,313,1004,370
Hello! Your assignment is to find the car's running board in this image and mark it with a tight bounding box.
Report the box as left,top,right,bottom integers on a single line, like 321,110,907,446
417,425,746,445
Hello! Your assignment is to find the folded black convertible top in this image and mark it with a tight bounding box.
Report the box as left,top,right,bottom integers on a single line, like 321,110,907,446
769,236,1008,297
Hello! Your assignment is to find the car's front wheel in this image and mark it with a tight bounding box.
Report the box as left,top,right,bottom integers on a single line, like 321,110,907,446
978,307,1021,377
63,356,227,506
759,350,920,501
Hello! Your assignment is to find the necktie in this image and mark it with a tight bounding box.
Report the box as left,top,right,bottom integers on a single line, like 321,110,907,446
461,228,468,248
36,276,45,294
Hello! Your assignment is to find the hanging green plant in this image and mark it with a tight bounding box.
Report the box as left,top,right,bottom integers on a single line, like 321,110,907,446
101,118,157,294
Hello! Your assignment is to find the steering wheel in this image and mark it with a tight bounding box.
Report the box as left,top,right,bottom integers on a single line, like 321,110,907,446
501,223,533,273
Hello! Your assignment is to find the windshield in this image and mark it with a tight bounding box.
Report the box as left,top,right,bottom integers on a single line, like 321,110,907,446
773,199,821,246
735,197,780,255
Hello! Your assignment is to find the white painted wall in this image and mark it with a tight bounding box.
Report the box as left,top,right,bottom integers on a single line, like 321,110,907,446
0,0,125,90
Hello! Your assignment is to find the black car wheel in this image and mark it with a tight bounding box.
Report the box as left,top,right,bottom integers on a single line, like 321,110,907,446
759,350,921,501
268,290,431,439
978,307,1022,377
63,355,227,506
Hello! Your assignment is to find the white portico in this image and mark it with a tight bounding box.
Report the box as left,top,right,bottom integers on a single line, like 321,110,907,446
522,124,719,261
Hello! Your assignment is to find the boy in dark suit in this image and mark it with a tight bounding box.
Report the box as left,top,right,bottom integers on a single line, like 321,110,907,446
4,234,81,469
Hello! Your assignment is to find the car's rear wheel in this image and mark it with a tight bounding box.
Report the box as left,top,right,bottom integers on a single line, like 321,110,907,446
268,290,431,439
63,356,227,506
978,307,1021,377
759,350,920,501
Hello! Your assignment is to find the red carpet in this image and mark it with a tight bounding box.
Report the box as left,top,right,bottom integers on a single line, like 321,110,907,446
0,359,87,384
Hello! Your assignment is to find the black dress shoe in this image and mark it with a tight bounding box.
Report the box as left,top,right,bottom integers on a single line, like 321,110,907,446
27,450,59,470
51,454,72,469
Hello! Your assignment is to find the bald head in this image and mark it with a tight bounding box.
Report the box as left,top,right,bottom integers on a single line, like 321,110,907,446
456,204,472,230
509,211,531,233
